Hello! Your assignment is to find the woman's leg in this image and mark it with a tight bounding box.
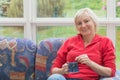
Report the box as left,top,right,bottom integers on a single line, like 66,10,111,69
47,74,66,80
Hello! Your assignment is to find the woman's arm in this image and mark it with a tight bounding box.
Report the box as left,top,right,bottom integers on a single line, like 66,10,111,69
52,63,69,74
87,60,112,76
75,54,112,76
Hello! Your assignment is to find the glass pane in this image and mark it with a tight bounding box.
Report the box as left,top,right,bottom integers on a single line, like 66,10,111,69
116,26,120,69
0,0,23,18
97,26,107,36
37,0,106,18
116,0,120,17
37,26,106,42
0,26,24,38
37,26,77,42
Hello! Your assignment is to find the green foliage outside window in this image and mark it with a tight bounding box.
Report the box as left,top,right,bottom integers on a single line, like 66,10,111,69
0,0,118,17
7,0,23,17
116,0,120,17
37,0,64,17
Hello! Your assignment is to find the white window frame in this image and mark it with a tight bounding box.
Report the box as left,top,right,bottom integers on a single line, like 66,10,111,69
0,0,120,46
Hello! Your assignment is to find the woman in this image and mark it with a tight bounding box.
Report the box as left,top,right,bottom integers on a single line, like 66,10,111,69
47,8,116,80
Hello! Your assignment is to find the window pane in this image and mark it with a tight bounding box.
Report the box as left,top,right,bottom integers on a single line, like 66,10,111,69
116,0,120,17
116,26,120,69
97,26,107,36
37,0,106,18
0,26,24,38
0,0,23,18
36,26,106,42
37,26,76,42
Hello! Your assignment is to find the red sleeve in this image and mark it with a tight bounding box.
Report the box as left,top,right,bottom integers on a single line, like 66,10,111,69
101,37,116,77
51,38,71,69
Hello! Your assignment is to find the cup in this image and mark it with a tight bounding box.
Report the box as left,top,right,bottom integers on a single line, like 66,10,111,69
68,62,79,73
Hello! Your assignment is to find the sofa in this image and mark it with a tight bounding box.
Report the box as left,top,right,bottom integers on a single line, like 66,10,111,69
0,36,120,80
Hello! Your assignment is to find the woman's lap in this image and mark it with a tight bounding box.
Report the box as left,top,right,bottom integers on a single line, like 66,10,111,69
47,74,81,80
66,78,81,80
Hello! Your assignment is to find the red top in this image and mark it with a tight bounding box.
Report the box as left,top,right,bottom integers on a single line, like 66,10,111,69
51,34,116,80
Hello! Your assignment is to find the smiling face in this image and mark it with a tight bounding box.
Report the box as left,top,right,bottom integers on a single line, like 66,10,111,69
75,15,96,36
74,8,97,37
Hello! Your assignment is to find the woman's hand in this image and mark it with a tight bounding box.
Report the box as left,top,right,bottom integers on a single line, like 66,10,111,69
75,54,92,65
52,63,69,74
61,63,69,74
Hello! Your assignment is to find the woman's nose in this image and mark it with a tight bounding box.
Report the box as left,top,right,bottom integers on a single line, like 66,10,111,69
81,22,86,27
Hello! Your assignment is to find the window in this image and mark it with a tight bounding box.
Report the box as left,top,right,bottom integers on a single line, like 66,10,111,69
0,0,24,38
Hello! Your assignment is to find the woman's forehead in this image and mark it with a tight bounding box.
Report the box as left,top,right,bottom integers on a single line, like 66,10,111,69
77,15,91,21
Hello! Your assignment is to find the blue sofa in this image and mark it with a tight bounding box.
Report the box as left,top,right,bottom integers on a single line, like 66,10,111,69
0,36,119,80
35,38,120,80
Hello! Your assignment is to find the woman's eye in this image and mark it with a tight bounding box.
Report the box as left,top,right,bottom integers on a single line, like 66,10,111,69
78,22,82,25
84,20,89,23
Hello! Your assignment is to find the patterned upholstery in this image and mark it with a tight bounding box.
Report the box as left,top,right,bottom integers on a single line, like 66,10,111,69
35,38,120,80
0,36,37,80
35,38,65,80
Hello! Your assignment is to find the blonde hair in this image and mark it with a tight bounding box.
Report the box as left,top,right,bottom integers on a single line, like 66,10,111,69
74,8,98,32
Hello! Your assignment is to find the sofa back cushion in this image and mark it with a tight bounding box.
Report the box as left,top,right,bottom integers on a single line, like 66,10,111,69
35,38,65,80
0,37,37,80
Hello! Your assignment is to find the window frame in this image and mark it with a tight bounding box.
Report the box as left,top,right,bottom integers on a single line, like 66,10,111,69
0,0,120,46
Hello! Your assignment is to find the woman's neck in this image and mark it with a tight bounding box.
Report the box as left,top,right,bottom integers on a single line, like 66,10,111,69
82,34,95,46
